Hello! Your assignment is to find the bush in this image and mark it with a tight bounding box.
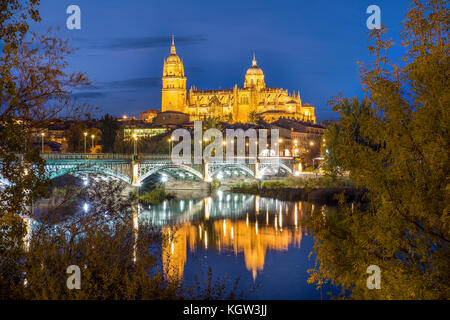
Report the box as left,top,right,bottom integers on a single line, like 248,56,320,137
139,185,172,205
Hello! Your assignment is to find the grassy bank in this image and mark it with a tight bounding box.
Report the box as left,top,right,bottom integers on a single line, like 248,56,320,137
230,176,366,205
138,185,175,205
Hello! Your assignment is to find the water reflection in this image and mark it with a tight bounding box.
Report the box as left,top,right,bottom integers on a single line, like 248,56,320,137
140,191,315,280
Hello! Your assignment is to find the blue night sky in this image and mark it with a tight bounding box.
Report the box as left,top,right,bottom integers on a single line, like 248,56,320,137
32,0,411,122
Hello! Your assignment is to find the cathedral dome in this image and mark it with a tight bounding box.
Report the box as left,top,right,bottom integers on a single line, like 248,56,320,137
246,55,264,76
244,54,265,89
166,54,181,65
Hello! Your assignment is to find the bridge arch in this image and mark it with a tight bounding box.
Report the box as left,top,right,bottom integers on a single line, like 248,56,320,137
210,163,255,179
258,162,293,178
138,164,204,184
48,165,132,185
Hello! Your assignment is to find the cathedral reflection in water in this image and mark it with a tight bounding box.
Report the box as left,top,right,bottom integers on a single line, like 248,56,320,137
139,191,320,280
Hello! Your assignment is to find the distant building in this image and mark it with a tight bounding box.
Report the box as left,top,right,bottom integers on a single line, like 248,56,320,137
270,118,325,156
140,109,160,122
152,110,190,127
120,119,169,140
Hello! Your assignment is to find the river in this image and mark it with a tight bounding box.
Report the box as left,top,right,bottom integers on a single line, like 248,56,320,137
139,190,336,299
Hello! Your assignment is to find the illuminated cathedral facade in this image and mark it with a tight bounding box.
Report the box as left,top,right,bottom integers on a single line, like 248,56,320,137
161,37,316,124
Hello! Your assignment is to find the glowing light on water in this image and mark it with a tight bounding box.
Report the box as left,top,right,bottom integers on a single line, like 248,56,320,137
279,206,283,229
294,203,298,229
180,200,185,211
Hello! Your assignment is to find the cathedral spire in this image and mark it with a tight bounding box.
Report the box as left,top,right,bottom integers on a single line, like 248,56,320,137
252,53,257,67
171,35,176,55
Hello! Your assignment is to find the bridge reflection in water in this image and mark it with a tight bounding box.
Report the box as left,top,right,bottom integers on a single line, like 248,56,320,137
138,192,317,280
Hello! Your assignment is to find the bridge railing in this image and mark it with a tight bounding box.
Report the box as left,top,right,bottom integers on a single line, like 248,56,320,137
40,153,132,160
40,153,295,163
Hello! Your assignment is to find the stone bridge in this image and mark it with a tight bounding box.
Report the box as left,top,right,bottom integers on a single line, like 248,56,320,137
41,153,297,186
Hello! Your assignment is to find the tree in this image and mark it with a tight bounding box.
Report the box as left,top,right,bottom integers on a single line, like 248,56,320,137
100,114,119,153
66,122,88,153
248,110,261,125
308,0,449,299
0,0,91,283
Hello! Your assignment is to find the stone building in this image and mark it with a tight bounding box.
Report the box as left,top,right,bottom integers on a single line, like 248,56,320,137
161,37,317,124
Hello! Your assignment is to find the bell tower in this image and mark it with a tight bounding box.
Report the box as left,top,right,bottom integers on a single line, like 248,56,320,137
162,36,187,113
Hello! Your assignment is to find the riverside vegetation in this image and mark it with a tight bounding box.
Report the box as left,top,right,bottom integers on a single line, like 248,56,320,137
231,176,364,204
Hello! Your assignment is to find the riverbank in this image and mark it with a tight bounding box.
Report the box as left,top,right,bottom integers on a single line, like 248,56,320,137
229,177,367,205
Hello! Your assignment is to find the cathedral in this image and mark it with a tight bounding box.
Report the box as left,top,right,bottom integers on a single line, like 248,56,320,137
161,37,316,124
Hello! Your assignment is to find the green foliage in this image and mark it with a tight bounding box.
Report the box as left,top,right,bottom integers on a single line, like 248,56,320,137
66,122,87,152
299,135,323,168
247,110,263,125
139,185,172,205
113,132,172,155
307,0,450,299
261,180,287,189
100,114,119,153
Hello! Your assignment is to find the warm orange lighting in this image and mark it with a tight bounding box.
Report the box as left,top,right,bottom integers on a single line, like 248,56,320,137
160,39,317,124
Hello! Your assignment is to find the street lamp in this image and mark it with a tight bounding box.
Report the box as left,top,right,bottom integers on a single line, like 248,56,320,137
41,132,45,153
278,138,283,156
91,134,95,153
83,132,87,153
133,133,138,155
168,137,173,155
293,140,298,157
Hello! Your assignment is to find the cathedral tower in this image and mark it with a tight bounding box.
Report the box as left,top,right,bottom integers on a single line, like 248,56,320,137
161,36,187,113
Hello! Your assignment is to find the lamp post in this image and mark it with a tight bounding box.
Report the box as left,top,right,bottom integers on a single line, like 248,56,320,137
279,138,283,156
168,137,173,155
41,132,45,153
91,135,95,153
133,133,138,156
83,132,87,153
